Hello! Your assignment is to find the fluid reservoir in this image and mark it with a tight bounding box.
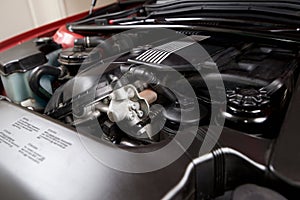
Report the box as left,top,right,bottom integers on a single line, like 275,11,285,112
0,41,56,110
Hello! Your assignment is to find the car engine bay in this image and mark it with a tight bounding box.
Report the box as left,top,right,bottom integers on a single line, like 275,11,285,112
0,1,300,199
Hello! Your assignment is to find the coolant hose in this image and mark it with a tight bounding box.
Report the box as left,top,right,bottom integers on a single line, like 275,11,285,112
29,65,64,100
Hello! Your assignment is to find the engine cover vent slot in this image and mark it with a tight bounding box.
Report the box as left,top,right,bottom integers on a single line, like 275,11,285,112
135,40,195,64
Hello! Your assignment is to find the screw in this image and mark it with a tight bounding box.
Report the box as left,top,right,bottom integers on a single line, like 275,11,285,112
103,98,109,105
127,112,135,121
131,103,137,110
137,110,144,118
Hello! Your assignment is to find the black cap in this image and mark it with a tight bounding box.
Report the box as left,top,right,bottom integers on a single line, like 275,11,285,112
0,40,47,76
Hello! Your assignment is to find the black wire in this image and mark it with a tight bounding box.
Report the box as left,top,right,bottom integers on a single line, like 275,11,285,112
89,0,98,15
70,7,141,26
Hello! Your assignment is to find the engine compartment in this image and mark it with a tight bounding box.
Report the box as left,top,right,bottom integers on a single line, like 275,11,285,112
40,31,299,144
1,2,300,199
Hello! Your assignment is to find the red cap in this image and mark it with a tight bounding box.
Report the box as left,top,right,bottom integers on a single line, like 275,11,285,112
53,26,84,49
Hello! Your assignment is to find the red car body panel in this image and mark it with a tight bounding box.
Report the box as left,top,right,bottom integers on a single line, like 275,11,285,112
0,12,88,53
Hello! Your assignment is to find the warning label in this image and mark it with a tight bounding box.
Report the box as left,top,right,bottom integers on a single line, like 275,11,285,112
0,130,20,148
0,116,73,164
19,143,45,164
12,117,40,133
37,129,72,149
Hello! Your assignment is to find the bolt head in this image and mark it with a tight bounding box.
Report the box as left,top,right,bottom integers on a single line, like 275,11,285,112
131,103,137,110
127,112,135,121
137,110,144,118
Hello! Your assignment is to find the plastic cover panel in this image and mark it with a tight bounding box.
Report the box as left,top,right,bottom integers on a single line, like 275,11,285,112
0,101,192,200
